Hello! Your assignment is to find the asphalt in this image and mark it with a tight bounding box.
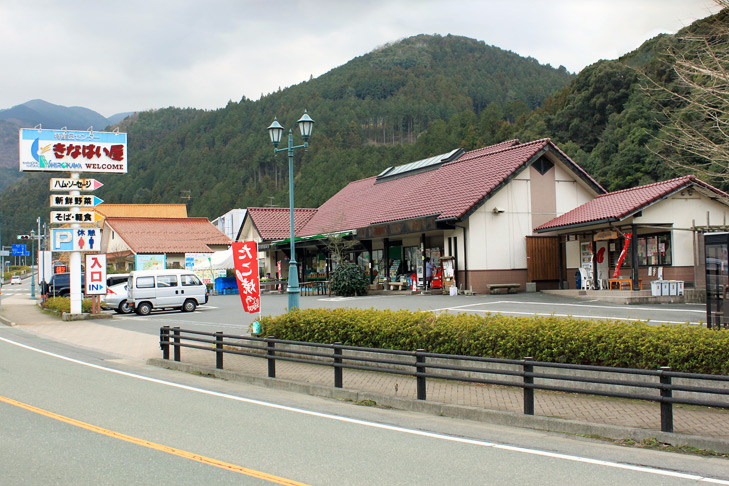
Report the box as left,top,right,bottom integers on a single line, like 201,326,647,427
2,289,728,454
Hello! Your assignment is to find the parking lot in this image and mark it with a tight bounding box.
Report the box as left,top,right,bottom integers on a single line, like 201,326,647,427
100,290,707,336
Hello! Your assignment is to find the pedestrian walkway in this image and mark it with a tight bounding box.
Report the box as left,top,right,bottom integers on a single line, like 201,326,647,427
2,293,728,451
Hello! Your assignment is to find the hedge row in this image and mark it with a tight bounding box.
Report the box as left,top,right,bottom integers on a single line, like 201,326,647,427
259,308,729,375
42,297,93,314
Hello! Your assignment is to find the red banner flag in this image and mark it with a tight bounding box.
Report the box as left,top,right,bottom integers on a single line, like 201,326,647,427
232,241,261,314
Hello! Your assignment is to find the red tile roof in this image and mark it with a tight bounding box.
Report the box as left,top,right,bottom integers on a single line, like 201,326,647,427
300,139,603,236
246,208,318,240
535,175,729,231
105,217,231,253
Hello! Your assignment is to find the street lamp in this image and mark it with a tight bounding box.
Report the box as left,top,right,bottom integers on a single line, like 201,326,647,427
267,110,315,310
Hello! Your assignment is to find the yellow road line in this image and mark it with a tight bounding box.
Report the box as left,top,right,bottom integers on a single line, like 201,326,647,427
0,395,309,486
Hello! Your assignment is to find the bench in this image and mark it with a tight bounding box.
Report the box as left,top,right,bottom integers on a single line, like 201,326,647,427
487,283,520,294
387,281,408,291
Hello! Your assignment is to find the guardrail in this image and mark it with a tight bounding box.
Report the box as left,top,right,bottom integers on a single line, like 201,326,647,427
159,326,729,433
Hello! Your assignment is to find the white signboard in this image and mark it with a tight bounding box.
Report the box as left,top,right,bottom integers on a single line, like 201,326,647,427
50,178,104,191
38,250,53,284
50,195,103,208
85,254,107,295
51,228,101,252
50,210,103,224
20,128,127,173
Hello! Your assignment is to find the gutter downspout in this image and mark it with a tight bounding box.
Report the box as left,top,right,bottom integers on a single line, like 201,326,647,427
455,224,468,292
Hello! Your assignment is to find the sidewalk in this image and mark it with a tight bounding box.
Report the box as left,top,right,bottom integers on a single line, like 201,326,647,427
2,294,728,453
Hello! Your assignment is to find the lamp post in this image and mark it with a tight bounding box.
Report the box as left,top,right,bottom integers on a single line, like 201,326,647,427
267,110,315,310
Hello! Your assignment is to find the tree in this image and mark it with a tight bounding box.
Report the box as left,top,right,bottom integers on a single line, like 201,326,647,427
642,4,729,183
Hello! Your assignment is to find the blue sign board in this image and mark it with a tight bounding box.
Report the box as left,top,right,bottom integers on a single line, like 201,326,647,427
11,244,26,256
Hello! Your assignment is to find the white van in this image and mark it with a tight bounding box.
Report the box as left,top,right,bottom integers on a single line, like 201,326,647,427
127,269,208,315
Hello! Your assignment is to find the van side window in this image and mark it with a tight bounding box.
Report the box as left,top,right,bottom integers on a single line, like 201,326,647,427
136,276,155,289
157,275,178,288
181,274,202,286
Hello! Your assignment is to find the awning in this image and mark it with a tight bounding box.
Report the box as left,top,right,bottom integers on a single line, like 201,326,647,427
269,230,356,247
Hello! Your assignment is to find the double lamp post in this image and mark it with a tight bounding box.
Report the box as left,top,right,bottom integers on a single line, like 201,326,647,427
267,110,314,310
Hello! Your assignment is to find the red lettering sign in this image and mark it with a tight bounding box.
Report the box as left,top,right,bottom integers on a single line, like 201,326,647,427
232,241,260,314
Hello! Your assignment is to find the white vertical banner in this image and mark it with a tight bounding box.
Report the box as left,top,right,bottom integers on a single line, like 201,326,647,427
85,254,107,295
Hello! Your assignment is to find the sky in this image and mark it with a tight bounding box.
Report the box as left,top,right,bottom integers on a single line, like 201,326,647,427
0,0,722,118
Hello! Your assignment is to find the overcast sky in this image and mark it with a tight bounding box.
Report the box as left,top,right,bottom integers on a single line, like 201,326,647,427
0,0,722,118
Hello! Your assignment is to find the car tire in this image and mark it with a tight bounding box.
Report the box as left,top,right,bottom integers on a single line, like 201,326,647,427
135,302,152,316
182,299,197,312
116,300,132,314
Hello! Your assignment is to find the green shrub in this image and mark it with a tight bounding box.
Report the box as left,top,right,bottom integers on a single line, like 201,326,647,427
329,263,369,297
259,308,729,375
42,297,93,314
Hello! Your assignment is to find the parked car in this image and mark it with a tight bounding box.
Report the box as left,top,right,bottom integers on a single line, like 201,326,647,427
107,273,130,287
43,272,85,298
128,269,208,315
11,275,22,285
102,282,132,314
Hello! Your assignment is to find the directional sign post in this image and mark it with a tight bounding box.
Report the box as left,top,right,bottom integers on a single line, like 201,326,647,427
50,178,104,192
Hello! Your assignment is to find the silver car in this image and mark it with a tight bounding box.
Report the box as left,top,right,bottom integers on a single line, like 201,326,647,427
102,282,132,314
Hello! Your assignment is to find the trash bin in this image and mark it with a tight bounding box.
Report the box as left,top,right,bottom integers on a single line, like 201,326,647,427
575,270,581,289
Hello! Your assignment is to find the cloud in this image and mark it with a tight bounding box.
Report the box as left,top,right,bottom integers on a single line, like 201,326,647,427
0,0,721,116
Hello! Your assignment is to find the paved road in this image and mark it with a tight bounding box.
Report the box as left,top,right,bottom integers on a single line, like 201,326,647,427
2,328,728,485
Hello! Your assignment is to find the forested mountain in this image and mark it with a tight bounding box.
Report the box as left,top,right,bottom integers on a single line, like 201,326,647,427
1,9,726,243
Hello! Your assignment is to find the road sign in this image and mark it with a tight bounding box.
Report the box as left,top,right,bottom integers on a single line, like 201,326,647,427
50,195,104,208
11,244,26,256
0,250,9,257
49,178,104,191
50,228,100,252
50,211,103,224
85,254,107,295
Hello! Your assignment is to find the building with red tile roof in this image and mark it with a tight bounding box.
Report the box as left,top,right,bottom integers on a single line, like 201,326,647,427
100,217,231,271
535,175,729,292
241,139,606,293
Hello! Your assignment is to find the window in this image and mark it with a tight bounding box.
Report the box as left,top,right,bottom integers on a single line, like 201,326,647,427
637,233,672,266
181,274,202,286
136,276,154,289
157,275,178,288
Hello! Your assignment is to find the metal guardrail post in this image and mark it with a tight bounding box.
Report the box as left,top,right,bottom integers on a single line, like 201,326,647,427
523,357,534,415
215,332,224,370
267,336,276,378
660,366,673,433
416,349,426,400
334,342,343,388
173,327,181,362
161,326,170,360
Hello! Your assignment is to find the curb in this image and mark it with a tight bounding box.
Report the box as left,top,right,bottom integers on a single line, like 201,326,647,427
0,313,17,327
147,358,729,454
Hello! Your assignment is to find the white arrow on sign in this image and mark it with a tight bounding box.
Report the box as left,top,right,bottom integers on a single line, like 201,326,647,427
50,195,104,208
50,211,103,224
49,178,104,192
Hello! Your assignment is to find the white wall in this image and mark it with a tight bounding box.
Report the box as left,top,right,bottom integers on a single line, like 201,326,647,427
635,190,729,266
555,165,594,216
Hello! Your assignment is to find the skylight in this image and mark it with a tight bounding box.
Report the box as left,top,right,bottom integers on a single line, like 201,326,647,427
376,148,464,181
